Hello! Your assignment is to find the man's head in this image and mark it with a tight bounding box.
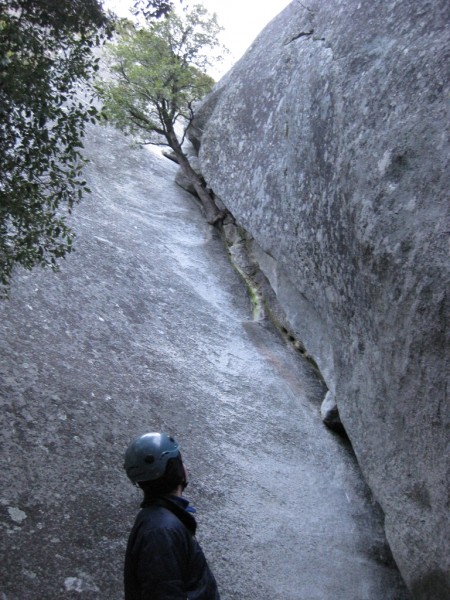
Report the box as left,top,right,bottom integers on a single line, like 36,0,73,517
124,432,187,496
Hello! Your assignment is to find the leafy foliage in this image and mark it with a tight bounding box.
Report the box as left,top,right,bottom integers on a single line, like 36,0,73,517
98,4,227,224
133,0,179,20
97,5,222,146
0,0,112,295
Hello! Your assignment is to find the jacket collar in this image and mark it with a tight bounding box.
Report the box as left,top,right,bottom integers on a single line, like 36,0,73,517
141,495,197,536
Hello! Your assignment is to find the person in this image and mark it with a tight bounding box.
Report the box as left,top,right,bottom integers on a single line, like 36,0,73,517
123,432,221,600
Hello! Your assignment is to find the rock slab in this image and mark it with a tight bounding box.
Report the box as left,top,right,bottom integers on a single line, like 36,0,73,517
193,1,450,597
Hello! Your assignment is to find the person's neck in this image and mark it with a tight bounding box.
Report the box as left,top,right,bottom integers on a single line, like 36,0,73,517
171,484,184,497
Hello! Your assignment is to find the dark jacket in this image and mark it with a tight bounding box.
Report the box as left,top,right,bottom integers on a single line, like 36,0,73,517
124,496,220,600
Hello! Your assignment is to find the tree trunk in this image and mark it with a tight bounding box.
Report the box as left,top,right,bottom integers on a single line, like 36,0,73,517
166,127,225,225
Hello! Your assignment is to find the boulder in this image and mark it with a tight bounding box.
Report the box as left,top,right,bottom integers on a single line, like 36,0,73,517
192,1,450,597
320,391,345,435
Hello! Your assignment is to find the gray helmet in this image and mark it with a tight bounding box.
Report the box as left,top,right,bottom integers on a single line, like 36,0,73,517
124,432,181,484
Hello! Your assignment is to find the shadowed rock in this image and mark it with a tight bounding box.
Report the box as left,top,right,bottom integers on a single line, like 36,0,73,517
192,0,450,597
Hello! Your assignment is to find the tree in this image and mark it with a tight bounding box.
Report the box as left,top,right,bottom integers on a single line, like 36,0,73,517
0,0,112,295
97,4,226,224
133,0,179,20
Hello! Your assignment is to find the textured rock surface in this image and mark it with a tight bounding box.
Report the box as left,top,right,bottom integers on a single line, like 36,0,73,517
0,124,410,599
193,1,450,597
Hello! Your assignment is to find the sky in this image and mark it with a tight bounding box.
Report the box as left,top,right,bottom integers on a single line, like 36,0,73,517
102,0,292,78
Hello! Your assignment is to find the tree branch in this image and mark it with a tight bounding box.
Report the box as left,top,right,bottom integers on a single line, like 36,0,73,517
127,106,165,136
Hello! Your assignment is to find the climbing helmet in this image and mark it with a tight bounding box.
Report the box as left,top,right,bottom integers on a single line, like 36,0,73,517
124,432,180,484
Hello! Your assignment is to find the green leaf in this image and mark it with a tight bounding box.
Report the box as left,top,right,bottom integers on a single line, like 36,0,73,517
96,5,223,149
0,0,113,295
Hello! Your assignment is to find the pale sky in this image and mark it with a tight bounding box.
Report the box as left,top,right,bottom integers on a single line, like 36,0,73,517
102,0,292,77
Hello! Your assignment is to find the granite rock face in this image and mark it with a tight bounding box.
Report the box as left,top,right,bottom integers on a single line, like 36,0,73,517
0,126,411,599
193,1,450,597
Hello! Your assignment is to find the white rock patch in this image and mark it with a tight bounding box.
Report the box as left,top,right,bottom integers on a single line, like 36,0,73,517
7,507,27,523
